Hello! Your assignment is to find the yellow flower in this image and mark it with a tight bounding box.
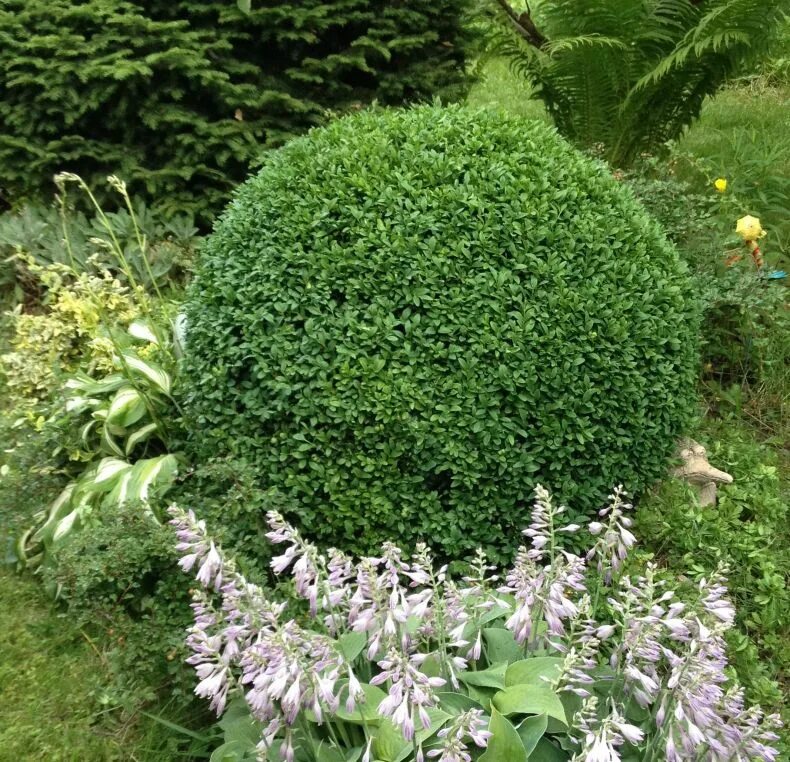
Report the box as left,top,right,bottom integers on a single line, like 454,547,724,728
735,215,766,242
714,178,727,193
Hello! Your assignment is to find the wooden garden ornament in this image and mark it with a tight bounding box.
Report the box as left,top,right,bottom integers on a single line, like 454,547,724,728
673,439,733,507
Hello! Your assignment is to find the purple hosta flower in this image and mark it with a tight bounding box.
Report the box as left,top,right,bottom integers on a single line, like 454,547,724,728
241,619,347,726
169,505,226,591
572,698,644,762
718,689,782,762
371,649,446,741
185,592,232,714
586,486,635,584
500,546,543,644
266,510,326,616
698,568,736,628
427,709,491,762
348,548,412,659
523,485,579,561
555,597,602,698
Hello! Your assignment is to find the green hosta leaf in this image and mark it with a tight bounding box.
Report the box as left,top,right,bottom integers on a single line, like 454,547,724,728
64,396,100,414
505,658,564,687
492,684,567,727
107,386,147,427
374,707,451,762
465,684,497,712
516,713,547,756
457,662,508,690
312,743,363,762
121,352,172,395
128,319,159,345
529,737,570,761
483,627,523,664
125,422,159,455
338,631,367,662
80,419,97,443
479,708,526,762
437,691,485,715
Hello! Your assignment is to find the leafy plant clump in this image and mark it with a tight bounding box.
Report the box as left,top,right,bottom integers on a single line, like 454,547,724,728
182,104,700,561
170,487,782,761
484,0,789,166
0,0,475,221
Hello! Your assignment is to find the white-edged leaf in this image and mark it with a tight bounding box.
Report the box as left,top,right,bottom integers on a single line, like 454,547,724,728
65,396,100,414
121,353,172,395
80,420,97,443
126,454,179,503
32,483,76,543
125,422,159,455
102,424,125,457
52,509,79,543
93,457,132,486
65,372,126,396
128,319,159,345
107,386,147,427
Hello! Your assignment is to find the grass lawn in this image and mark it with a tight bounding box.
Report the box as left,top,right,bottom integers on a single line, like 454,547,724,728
0,568,195,761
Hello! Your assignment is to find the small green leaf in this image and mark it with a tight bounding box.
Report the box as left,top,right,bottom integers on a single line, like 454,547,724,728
479,708,526,762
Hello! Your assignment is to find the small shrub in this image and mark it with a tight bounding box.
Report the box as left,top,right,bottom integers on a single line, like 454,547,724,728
42,501,195,701
183,104,700,561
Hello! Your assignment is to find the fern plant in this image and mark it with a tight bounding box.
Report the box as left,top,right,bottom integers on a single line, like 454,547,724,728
485,0,790,165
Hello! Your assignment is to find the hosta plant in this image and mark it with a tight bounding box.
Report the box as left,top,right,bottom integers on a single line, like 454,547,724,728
15,319,180,567
170,487,781,761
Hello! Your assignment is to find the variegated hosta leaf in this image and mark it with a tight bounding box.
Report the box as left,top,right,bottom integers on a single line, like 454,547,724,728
107,386,148,427
125,422,159,456
121,352,172,396
65,396,101,415
31,483,76,544
65,371,126,397
104,454,179,511
52,510,79,543
128,319,159,345
80,419,97,443
102,423,125,457
92,457,133,489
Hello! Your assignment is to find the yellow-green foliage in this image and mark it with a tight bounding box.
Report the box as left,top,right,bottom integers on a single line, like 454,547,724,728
1,262,139,405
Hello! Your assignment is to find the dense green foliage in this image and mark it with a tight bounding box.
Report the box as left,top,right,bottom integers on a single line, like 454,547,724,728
0,0,474,221
637,419,789,726
484,0,790,165
183,104,699,561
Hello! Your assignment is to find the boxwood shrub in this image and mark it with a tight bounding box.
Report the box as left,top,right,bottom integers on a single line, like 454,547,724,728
182,104,700,561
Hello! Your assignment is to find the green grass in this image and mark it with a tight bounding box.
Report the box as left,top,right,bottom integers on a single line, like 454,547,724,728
467,58,549,122
0,568,201,762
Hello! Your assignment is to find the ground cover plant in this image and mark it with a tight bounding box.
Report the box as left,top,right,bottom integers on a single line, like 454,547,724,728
0,0,475,221
182,103,700,563
170,487,782,761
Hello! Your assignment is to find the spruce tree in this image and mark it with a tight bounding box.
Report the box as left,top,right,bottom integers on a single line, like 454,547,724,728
0,0,474,221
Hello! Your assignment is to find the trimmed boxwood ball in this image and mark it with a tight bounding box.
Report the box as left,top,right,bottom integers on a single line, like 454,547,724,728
182,104,699,561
